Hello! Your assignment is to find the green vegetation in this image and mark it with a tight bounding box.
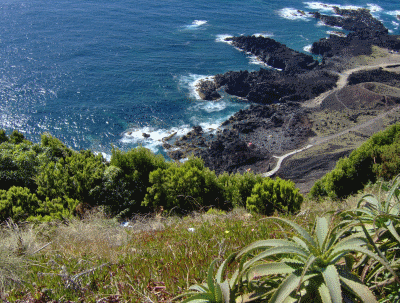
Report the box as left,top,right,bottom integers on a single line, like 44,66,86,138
0,130,301,222
1,179,399,302
179,178,400,302
2,122,400,302
311,123,400,199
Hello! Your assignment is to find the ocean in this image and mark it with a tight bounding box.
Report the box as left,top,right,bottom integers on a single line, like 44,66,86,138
0,0,399,159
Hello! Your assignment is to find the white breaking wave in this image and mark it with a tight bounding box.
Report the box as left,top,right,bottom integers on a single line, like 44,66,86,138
387,10,400,17
303,44,313,53
189,100,228,113
304,2,364,13
327,30,346,37
304,2,337,12
317,20,343,30
185,20,208,29
253,32,274,38
179,74,215,100
120,125,191,152
278,8,312,21
367,4,383,13
249,55,270,67
215,34,233,45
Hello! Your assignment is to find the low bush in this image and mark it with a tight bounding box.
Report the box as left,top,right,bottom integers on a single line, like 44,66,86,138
143,157,224,213
246,177,303,215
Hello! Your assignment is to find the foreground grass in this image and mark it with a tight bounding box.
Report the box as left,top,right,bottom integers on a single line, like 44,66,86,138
0,191,367,302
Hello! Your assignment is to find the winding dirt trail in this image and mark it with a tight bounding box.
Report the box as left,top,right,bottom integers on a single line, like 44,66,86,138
303,55,400,108
263,105,400,177
263,54,400,177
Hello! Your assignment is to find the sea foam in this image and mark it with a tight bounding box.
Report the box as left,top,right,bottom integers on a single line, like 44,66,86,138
278,8,312,21
367,4,383,13
215,34,234,45
253,32,274,38
304,2,363,12
179,74,215,100
121,125,191,152
303,44,313,53
185,20,208,29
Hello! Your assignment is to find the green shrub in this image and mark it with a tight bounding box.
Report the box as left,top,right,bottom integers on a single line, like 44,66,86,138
40,133,73,160
0,142,45,191
9,130,25,144
246,177,303,215
310,123,400,199
217,171,264,208
143,157,223,212
36,150,106,206
0,130,8,144
0,187,40,221
110,146,168,215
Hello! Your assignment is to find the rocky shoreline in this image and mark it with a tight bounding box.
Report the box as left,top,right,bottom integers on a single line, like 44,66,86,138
164,6,400,191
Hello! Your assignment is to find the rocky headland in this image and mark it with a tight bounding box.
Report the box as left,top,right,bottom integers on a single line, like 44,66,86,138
164,6,400,192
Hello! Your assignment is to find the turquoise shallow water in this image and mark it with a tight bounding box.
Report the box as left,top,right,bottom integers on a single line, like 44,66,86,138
0,0,399,157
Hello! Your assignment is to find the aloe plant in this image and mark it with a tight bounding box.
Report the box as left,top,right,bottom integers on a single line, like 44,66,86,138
174,253,238,303
233,216,396,303
340,177,400,298
343,176,400,243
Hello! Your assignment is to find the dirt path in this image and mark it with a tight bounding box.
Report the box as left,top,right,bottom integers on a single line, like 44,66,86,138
263,105,400,177
303,53,400,108
263,54,400,177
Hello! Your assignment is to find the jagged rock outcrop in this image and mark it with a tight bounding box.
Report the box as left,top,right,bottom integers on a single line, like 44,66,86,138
226,35,318,73
311,7,400,58
199,68,338,104
168,103,314,175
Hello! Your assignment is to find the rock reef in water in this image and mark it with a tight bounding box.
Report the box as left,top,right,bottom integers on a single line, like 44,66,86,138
226,35,319,73
311,7,400,60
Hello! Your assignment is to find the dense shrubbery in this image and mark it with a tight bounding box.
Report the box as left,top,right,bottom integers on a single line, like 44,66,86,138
246,177,303,215
0,130,303,222
310,123,400,199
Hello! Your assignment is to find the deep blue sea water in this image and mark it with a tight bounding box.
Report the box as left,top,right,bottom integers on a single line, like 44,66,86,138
0,0,399,158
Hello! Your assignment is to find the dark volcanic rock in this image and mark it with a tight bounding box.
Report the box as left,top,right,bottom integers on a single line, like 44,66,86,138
168,103,315,175
208,68,338,104
348,68,400,87
196,80,221,100
311,8,400,58
226,35,318,73
312,8,387,33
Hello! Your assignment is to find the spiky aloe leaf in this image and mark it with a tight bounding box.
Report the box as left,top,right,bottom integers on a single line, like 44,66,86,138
189,284,209,293
291,236,309,251
241,245,309,274
236,239,301,259
180,292,215,303
216,252,237,284
214,282,223,302
246,262,296,280
296,255,316,293
385,220,400,243
385,176,400,209
219,281,231,303
269,271,318,303
338,269,378,303
328,244,398,285
357,194,380,211
321,265,342,303
207,259,220,296
264,217,317,248
318,282,333,303
315,216,329,251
